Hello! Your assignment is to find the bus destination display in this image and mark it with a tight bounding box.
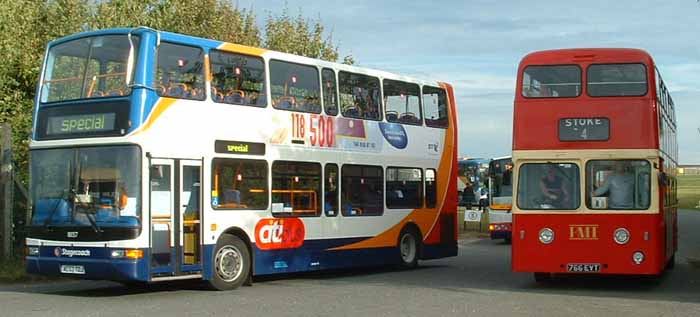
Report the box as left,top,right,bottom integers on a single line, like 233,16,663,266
47,113,117,136
558,117,609,141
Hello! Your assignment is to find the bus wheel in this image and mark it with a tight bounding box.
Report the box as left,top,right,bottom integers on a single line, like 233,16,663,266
666,253,676,270
533,272,551,283
209,234,250,291
398,228,420,269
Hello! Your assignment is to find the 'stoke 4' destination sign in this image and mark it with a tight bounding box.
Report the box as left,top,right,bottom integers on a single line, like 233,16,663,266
559,117,609,141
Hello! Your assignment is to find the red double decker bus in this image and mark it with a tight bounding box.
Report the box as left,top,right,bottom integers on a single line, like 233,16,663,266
511,49,678,281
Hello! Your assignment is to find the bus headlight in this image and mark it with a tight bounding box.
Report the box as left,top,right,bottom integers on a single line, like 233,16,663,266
27,246,40,256
614,228,630,245
539,228,554,244
632,251,645,264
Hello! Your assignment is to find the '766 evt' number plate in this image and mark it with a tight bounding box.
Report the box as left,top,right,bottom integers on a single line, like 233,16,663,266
567,263,601,272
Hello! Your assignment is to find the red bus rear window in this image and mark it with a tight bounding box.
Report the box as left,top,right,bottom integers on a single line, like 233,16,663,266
522,65,581,98
587,64,647,97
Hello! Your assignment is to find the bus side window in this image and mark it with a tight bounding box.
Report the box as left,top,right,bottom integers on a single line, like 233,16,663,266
156,42,205,101
324,163,339,216
271,161,322,217
423,86,448,128
341,165,383,216
212,158,268,210
322,68,338,116
209,50,266,107
338,71,382,121
270,60,321,113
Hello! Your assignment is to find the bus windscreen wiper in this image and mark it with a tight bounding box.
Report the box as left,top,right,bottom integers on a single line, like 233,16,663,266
43,188,74,227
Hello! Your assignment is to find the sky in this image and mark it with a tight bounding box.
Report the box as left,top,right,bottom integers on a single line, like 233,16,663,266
237,0,700,163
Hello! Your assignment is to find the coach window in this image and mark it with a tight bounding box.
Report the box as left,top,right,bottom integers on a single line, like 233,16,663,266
516,163,580,210
341,165,383,216
211,158,268,210
271,161,321,217
322,68,339,116
156,42,205,100
386,167,423,209
425,169,437,208
209,50,266,107
586,160,650,210
270,60,321,113
423,86,448,128
324,163,339,216
338,71,382,121
522,65,581,98
384,80,422,125
588,64,647,97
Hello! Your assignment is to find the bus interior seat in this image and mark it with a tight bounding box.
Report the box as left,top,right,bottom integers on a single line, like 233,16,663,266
386,110,399,122
223,189,241,204
275,96,296,109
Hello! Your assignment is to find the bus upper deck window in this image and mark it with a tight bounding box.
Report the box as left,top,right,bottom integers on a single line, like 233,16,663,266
209,50,266,107
522,65,581,98
587,64,648,97
156,42,205,101
270,60,321,113
423,86,448,128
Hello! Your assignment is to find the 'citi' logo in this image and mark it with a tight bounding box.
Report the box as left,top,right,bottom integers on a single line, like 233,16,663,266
569,224,599,240
255,218,305,250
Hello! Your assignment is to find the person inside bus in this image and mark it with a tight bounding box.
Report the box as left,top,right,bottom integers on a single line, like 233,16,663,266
591,162,635,209
539,165,570,208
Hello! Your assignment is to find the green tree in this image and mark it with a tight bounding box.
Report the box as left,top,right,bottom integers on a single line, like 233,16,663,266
0,0,351,186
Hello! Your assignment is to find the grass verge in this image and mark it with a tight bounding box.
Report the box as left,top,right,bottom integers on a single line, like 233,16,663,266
0,257,28,283
678,174,700,210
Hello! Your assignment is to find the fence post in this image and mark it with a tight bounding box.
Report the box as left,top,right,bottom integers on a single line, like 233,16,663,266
1,124,13,258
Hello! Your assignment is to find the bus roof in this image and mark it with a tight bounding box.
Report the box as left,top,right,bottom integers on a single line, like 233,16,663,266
519,48,654,68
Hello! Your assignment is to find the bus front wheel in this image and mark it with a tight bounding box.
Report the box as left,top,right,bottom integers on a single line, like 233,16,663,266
398,228,420,269
209,234,251,291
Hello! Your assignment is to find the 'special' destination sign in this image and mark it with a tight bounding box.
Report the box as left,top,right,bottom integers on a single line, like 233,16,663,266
558,117,609,141
46,113,117,136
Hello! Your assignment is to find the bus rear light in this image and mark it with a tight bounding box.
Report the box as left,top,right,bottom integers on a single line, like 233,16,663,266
632,251,645,264
644,232,649,241
538,228,554,244
614,228,630,245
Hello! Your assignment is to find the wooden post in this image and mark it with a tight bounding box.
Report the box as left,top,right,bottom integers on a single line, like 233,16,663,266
1,124,13,258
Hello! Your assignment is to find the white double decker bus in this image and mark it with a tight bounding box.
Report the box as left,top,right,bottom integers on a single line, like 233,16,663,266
26,28,459,290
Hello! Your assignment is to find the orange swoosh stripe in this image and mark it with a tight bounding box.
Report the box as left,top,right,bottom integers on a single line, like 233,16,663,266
133,97,178,135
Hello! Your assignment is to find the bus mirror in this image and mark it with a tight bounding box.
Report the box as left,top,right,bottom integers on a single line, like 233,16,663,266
126,32,135,86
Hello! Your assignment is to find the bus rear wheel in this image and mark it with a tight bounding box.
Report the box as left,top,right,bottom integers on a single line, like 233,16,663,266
208,234,250,291
398,228,420,269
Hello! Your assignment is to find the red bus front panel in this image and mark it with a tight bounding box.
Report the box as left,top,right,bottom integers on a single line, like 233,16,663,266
512,213,667,275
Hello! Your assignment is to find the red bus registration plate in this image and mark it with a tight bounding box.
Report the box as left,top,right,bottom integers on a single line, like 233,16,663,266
566,263,601,272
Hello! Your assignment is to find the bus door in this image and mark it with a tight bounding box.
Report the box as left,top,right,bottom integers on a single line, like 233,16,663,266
149,158,203,278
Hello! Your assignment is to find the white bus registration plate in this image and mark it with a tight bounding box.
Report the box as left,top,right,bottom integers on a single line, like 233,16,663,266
60,265,85,275
567,263,600,272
